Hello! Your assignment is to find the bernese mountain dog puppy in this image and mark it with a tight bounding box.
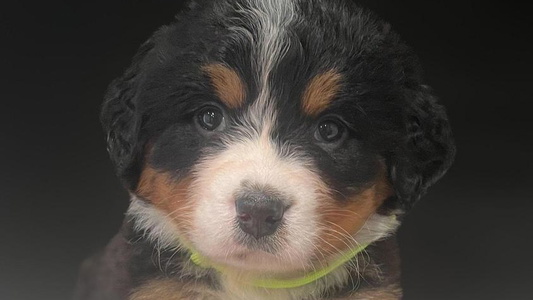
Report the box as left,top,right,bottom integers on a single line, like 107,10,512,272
75,0,455,299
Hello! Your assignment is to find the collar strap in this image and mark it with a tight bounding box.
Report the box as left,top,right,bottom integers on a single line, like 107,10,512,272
190,243,369,289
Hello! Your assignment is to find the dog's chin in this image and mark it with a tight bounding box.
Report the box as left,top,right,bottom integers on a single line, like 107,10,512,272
196,238,311,274
212,251,308,274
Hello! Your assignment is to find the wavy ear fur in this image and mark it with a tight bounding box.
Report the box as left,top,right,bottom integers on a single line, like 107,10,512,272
389,85,456,209
100,40,154,190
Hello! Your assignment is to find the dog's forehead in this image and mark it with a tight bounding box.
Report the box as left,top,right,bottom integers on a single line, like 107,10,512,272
139,0,404,129
202,63,343,118
150,0,393,117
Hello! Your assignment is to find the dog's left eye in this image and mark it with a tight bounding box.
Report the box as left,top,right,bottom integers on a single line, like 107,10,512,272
197,106,225,131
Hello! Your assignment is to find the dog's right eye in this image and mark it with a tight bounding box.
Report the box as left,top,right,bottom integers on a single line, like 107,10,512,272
314,117,347,144
197,106,225,131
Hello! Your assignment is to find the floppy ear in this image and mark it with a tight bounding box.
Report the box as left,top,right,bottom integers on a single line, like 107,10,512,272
389,85,456,209
100,41,154,190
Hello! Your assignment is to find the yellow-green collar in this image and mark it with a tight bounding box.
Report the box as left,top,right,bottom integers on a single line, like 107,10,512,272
190,243,368,289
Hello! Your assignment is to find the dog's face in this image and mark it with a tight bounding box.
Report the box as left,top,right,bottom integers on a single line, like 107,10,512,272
135,65,393,273
102,0,455,275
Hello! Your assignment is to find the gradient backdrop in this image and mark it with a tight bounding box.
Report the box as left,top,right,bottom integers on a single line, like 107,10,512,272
1,1,532,299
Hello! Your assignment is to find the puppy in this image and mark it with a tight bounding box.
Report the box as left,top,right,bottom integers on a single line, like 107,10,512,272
75,0,455,299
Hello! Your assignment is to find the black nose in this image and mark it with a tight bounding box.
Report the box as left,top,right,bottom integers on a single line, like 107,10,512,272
235,193,285,239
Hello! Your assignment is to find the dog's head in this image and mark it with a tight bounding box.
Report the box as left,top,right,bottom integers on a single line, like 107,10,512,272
101,0,455,274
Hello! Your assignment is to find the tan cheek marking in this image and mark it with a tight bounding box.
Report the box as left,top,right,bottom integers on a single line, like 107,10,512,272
202,64,246,109
301,70,342,117
316,168,393,257
136,167,194,232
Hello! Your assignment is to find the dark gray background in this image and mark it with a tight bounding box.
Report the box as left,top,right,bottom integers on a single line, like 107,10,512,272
1,1,532,299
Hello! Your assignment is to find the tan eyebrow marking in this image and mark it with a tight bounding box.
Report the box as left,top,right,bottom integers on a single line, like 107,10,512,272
202,64,246,109
301,70,342,117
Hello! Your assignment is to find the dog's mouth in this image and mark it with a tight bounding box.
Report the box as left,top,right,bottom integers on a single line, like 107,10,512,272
188,223,306,273
233,227,286,254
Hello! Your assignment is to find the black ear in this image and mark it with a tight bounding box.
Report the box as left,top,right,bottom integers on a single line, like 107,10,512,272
389,85,456,209
100,41,154,190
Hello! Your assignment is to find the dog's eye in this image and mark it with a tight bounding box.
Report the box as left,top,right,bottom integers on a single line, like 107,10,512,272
315,118,345,143
197,106,224,131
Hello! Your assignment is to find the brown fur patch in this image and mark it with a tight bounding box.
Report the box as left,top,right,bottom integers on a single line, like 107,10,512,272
301,70,342,117
316,166,393,257
202,64,246,109
130,279,218,300
136,167,194,232
349,283,402,300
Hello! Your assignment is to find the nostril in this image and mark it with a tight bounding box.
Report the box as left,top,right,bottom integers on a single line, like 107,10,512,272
238,213,251,222
265,204,284,223
265,215,281,224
